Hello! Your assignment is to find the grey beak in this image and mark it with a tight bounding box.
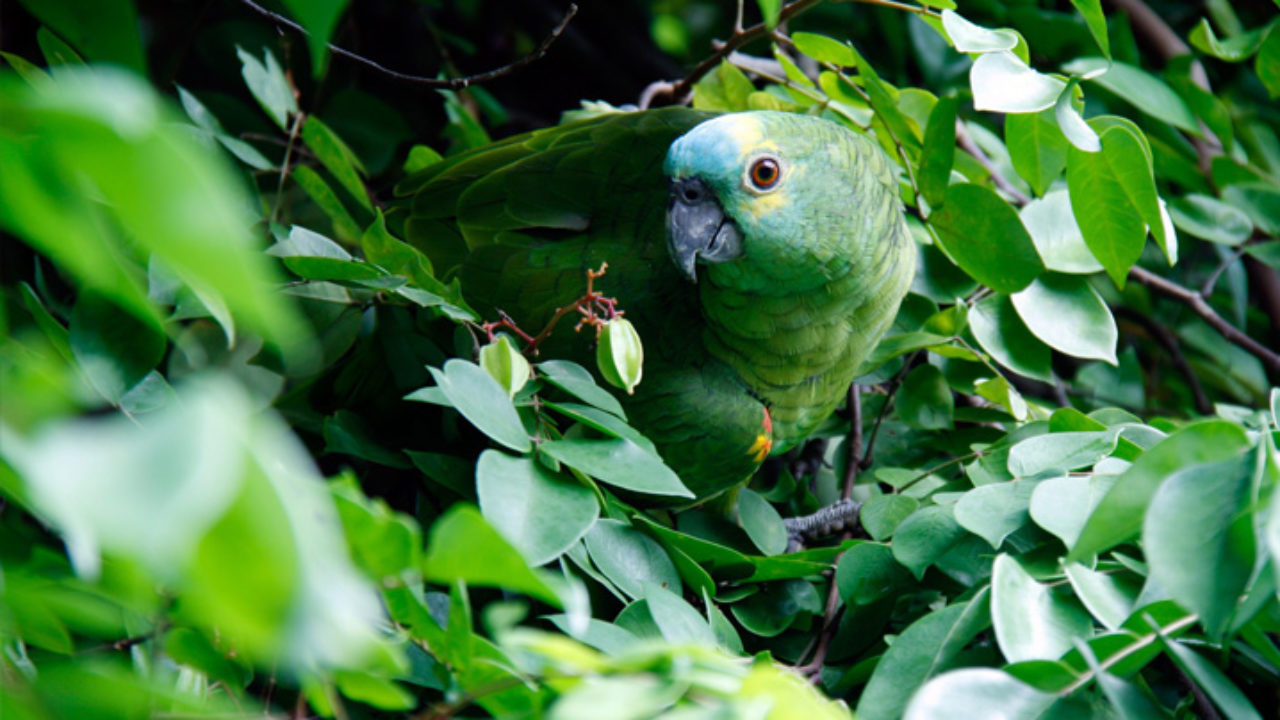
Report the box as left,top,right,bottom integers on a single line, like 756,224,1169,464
666,178,743,282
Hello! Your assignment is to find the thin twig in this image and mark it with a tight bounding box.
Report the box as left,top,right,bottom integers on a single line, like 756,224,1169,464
1129,266,1280,372
955,119,1030,205
271,111,304,225
841,384,863,500
237,0,578,90
1199,245,1249,298
654,0,824,106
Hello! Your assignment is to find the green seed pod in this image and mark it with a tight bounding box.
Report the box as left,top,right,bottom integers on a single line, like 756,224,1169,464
479,334,530,399
597,317,644,395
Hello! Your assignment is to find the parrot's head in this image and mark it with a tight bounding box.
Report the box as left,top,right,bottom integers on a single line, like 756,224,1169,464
663,111,892,289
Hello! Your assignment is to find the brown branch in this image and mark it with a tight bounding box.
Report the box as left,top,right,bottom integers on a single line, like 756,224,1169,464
237,0,578,89
1129,266,1280,373
650,0,824,107
955,119,1031,205
841,384,863,500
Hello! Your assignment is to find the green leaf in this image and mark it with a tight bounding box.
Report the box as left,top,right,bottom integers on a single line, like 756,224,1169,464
36,26,84,66
292,165,361,243
975,376,1029,421
1005,109,1069,197
1221,182,1280,235
1029,474,1117,548
892,504,966,579
836,542,914,605
791,32,858,66
992,554,1092,663
422,505,563,607
1144,450,1255,639
1069,0,1110,57
301,115,372,212
540,438,691,498
897,364,954,430
1067,58,1200,133
1069,420,1252,561
1020,191,1104,274
476,451,598,566
1189,19,1263,61
19,0,145,72
429,359,531,453
479,335,531,399
737,488,787,555
1055,79,1101,152
1010,274,1116,364
1257,24,1280,98
969,294,1053,383
1063,563,1138,630
928,183,1043,293
904,668,1058,720
236,46,297,130
643,583,716,645
857,590,992,720
1066,126,1159,286
940,10,1018,53
69,292,166,405
538,360,626,418
1008,430,1121,477
279,0,351,76
918,96,957,208
1168,194,1254,245
970,51,1066,112
860,494,919,541
756,0,782,29
691,60,755,112
583,520,681,600
954,480,1038,549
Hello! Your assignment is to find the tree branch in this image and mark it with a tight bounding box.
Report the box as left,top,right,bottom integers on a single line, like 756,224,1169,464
1113,307,1212,414
1129,266,1280,373
237,0,578,89
955,119,1030,205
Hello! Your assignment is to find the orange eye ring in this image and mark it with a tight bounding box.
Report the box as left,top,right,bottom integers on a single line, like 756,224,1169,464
748,157,781,190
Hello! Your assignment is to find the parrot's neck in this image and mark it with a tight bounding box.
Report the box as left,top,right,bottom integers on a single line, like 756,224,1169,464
698,216,915,451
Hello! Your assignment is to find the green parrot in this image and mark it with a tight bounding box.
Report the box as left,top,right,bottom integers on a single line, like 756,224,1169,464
398,108,915,499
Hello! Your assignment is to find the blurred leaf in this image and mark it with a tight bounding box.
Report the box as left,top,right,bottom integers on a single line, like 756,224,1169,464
477,450,597,566
1221,182,1280,235
69,292,166,405
1144,450,1255,639
422,505,563,607
1168,194,1254,245
756,0,782,29
1011,274,1117,364
1065,58,1198,133
541,438,691,498
36,26,84,66
928,183,1043,293
1257,25,1280,98
904,668,1057,720
792,32,858,66
643,583,716,645
292,165,361,243
857,590,991,720
737,488,787,555
236,46,297,131
1189,19,1263,62
1157,637,1263,720
19,1,143,71
1063,563,1138,631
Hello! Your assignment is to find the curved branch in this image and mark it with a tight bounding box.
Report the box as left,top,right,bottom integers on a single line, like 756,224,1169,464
237,0,578,89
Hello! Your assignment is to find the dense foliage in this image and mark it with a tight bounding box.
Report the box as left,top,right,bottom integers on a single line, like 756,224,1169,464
2,0,1279,718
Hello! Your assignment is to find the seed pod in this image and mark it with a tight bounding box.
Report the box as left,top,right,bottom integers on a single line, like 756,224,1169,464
596,317,644,395
479,334,530,399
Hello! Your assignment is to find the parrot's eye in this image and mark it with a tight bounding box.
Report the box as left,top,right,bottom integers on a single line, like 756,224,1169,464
747,157,781,191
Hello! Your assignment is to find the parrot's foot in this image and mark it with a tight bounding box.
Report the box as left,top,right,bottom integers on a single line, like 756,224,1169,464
782,498,861,552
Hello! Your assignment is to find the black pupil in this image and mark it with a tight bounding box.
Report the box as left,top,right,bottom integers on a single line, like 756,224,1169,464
754,160,777,186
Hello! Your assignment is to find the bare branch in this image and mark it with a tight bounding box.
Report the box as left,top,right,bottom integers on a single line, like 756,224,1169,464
1129,266,1280,373
1114,307,1212,414
237,0,578,89
955,119,1031,205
